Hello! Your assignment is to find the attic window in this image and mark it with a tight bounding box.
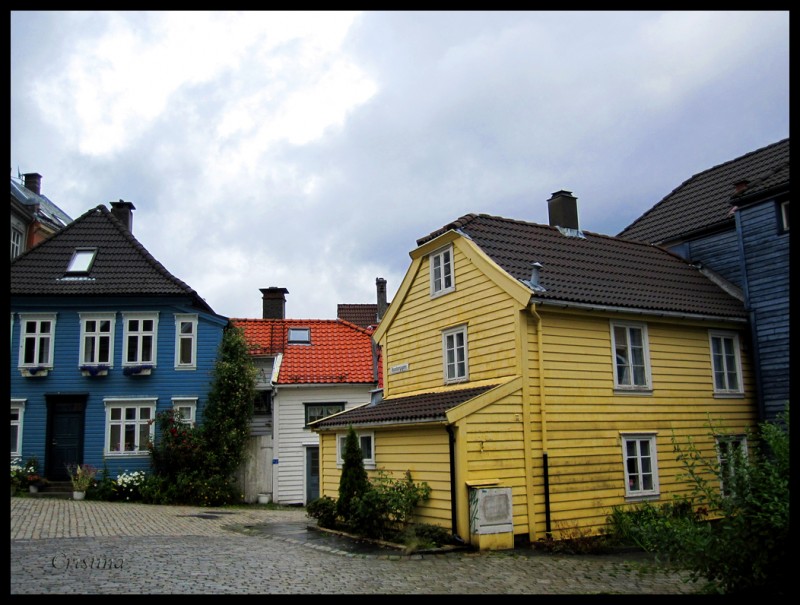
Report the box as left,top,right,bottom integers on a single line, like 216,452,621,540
66,248,97,274
288,327,310,343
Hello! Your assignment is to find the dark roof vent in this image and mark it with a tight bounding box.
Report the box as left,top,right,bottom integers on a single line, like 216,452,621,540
547,190,580,230
110,199,136,233
261,287,289,319
23,173,42,195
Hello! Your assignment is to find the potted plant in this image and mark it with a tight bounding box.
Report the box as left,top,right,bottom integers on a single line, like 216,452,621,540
24,457,44,493
67,464,98,500
20,365,49,377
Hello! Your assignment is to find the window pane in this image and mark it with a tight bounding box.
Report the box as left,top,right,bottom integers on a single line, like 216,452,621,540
10,426,19,452
142,336,153,362
110,425,121,451
180,338,192,364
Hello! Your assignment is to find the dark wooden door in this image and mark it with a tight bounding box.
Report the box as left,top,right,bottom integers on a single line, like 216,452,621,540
306,446,319,504
46,396,86,480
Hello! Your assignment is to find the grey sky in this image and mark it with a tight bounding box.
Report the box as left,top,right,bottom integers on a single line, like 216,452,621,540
10,11,790,320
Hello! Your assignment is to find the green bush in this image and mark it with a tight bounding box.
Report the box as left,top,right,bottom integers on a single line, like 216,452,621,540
336,426,369,523
306,496,338,528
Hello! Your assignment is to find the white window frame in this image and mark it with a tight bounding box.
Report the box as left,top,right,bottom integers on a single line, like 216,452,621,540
780,200,789,232
122,312,158,367
336,431,375,469
104,397,156,456
79,312,116,367
716,434,748,497
430,245,455,297
709,331,744,396
66,248,98,273
17,313,56,369
174,314,198,369
171,397,198,426
621,433,660,499
305,402,345,427
611,321,652,391
11,222,24,259
442,324,469,384
11,399,26,457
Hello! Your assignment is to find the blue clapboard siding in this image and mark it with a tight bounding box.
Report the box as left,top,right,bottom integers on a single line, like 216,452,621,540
682,229,743,286
738,201,790,421
10,295,227,480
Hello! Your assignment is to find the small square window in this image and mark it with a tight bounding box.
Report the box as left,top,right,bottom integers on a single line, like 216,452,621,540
66,248,97,273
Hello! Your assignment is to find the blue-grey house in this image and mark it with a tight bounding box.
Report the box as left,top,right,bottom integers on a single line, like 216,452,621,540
10,201,228,481
619,138,789,422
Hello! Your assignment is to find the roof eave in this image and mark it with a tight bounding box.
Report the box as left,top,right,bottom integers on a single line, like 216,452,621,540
529,298,747,323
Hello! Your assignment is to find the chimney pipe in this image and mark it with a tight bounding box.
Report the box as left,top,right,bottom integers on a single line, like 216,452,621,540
23,173,42,195
376,277,388,321
110,199,136,232
260,287,289,319
547,190,579,230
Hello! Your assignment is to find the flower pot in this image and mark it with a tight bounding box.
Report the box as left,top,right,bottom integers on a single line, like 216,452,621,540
29,485,38,493
72,491,86,501
258,493,272,504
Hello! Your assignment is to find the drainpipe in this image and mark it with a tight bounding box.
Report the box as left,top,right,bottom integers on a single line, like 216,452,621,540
733,209,765,421
446,424,464,543
530,304,552,537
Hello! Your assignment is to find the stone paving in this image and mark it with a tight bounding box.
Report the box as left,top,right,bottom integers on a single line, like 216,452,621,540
10,497,699,594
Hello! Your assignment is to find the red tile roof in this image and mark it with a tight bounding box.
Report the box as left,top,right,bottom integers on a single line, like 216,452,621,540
230,318,377,385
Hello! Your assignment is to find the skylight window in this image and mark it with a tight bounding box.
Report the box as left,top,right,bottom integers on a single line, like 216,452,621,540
66,248,97,273
288,327,310,343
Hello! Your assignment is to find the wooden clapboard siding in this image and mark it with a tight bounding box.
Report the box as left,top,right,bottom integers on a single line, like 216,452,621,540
384,243,519,396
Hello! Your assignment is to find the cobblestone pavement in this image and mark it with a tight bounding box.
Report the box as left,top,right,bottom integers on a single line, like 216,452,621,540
10,497,699,594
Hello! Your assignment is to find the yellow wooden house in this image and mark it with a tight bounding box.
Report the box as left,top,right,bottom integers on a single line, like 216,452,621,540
312,190,757,551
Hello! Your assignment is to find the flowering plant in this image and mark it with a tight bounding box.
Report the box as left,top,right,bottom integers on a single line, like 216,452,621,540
23,456,43,486
67,464,98,492
115,470,146,501
10,458,26,490
123,364,153,376
79,364,110,376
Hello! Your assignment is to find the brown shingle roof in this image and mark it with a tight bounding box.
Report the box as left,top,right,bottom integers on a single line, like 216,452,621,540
418,214,747,320
337,303,379,328
617,138,789,244
10,204,216,314
312,384,497,430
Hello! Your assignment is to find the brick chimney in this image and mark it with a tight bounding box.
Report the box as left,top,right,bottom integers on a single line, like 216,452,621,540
376,278,388,321
110,199,136,232
547,190,579,230
23,173,42,195
261,287,289,319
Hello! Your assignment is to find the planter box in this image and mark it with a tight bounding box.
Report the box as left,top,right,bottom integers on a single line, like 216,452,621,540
81,369,109,377
20,368,49,378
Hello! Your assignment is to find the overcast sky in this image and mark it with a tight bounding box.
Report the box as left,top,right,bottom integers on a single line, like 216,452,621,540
10,11,790,320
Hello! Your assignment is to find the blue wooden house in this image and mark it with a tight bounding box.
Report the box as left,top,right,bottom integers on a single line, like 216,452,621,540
619,138,790,422
10,201,228,482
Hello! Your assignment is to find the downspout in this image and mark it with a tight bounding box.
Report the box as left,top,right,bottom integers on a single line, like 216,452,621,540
446,424,464,542
530,304,552,537
733,209,765,421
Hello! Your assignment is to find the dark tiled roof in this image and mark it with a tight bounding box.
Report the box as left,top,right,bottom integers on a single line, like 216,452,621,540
230,318,377,385
417,214,747,320
10,204,216,314
312,384,496,429
337,303,378,328
617,138,789,244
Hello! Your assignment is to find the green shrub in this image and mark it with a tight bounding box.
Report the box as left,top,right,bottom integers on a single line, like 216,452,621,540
336,426,369,523
306,495,339,528
606,405,789,595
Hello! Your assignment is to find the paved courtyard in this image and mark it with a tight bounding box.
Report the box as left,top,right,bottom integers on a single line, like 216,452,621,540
10,497,698,594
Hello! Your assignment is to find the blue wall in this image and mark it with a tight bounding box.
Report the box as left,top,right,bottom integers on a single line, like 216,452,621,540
10,295,227,481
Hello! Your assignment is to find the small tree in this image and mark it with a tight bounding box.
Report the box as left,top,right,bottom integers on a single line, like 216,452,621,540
336,426,369,524
200,325,257,477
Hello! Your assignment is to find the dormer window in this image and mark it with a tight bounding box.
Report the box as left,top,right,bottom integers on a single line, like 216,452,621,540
288,327,310,343
66,248,97,274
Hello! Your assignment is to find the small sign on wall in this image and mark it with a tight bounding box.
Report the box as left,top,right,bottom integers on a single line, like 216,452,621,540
389,363,409,375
